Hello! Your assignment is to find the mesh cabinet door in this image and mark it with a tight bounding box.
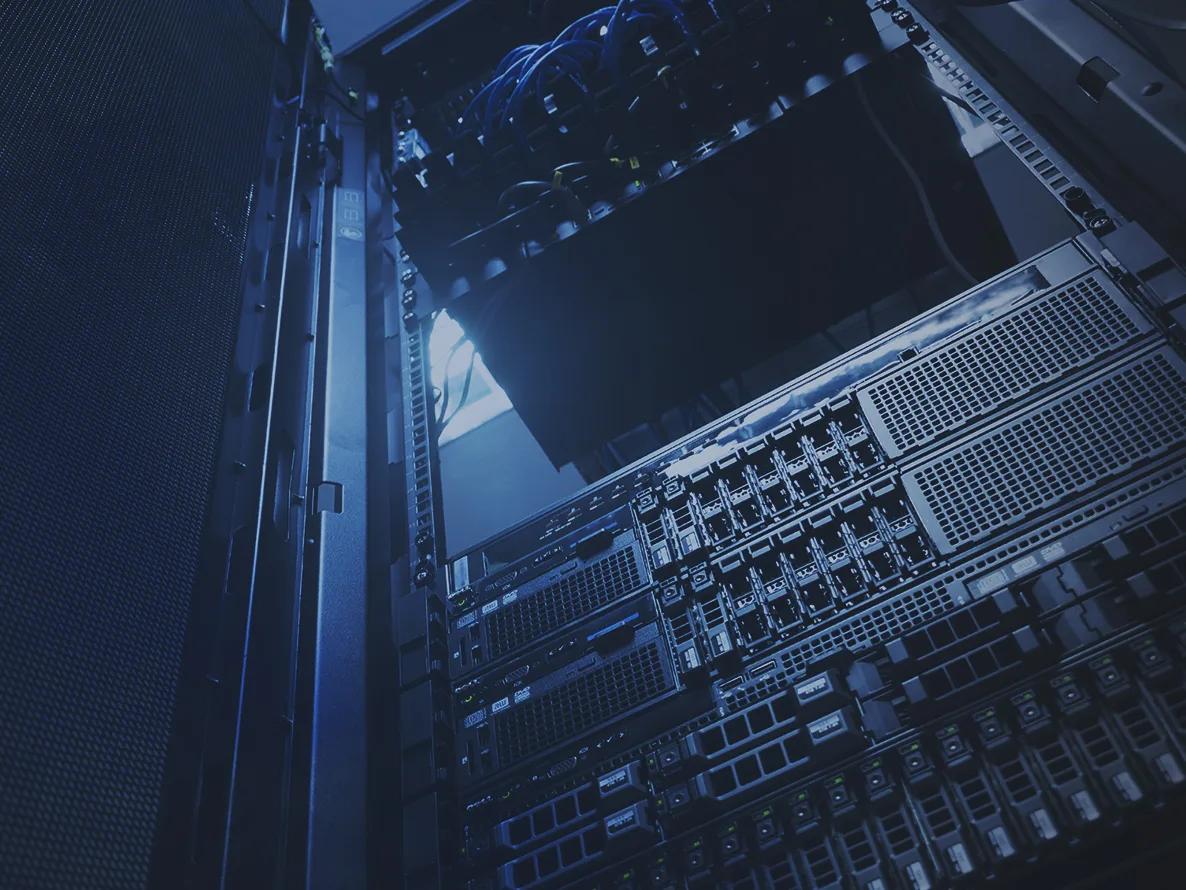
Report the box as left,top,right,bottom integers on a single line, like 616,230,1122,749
0,3,288,888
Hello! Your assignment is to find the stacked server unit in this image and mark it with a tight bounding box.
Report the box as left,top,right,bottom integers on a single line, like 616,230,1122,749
427,234,1186,890
377,1,1186,888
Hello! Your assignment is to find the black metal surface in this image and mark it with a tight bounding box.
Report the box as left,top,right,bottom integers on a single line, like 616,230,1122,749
447,51,1015,468
0,2,286,888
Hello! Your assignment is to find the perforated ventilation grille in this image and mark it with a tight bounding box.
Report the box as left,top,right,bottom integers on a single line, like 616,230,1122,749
906,350,1186,553
777,582,953,677
495,642,669,764
487,549,642,659
861,275,1146,456
0,3,282,888
725,580,955,713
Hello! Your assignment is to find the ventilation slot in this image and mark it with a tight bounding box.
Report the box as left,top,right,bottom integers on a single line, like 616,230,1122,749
495,642,670,764
905,349,1186,553
776,581,954,678
486,548,642,659
860,274,1148,456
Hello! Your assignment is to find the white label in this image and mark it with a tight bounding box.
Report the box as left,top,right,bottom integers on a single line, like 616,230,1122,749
946,843,974,875
987,826,1015,859
808,713,842,739
1071,790,1101,822
456,611,477,630
463,709,487,728
796,675,830,700
600,768,628,792
513,687,532,704
491,696,510,714
605,808,637,832
1157,752,1185,785
482,600,500,615
1011,554,1039,575
906,861,931,890
978,569,1009,595
502,591,518,605
1113,770,1143,802
1030,808,1058,841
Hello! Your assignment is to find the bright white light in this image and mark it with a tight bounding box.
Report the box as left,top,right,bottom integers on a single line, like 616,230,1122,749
599,24,608,36
429,310,513,445
927,62,997,159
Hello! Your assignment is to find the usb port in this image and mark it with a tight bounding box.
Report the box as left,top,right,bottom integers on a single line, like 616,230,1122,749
751,660,776,677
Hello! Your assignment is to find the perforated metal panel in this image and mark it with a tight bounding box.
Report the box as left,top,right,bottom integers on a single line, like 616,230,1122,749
495,642,670,763
905,348,1186,554
776,579,956,677
0,3,283,888
487,549,643,659
859,273,1150,457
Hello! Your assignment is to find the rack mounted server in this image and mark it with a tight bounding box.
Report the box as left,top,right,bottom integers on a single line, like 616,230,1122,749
403,226,1186,890
375,3,1186,887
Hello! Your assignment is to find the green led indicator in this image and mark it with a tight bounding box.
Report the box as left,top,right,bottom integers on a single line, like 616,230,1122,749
692,840,701,848
834,776,844,785
727,825,736,833
871,760,881,768
984,709,995,718
797,792,808,801
1023,691,1034,700
910,743,920,751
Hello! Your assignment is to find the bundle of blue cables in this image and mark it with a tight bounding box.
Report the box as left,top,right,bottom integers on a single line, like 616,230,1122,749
454,0,698,143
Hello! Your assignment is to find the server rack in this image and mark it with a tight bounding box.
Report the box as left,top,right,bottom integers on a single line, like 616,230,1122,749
373,2,1186,889
2,1,1186,889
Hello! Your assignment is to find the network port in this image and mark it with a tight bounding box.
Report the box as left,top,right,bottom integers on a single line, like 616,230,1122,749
897,531,934,569
816,446,852,489
847,436,881,473
799,576,836,617
784,454,822,502
766,587,801,631
733,593,770,646
830,556,867,600
863,546,899,586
